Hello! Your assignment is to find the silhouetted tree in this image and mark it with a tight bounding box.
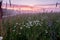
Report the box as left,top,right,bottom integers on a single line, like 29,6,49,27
0,0,3,36
56,3,58,7
0,0,3,19
9,0,11,7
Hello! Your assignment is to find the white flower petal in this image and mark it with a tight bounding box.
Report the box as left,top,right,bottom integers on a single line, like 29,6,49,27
20,27,23,29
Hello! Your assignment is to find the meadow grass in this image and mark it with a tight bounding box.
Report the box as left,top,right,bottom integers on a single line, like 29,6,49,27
2,12,60,40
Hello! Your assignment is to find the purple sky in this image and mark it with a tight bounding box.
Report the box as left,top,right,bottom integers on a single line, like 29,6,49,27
3,0,60,5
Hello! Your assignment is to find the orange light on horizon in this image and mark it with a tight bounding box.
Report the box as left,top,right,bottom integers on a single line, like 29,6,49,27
20,7,33,11
2,6,34,11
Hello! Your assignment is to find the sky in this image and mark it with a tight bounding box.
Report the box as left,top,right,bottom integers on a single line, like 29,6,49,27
2,0,60,6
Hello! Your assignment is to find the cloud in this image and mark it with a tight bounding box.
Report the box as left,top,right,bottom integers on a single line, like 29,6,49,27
3,0,60,5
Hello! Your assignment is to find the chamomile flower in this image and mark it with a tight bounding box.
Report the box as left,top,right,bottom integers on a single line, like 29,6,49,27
19,33,21,35
14,26,16,28
16,23,19,25
20,27,23,29
45,30,48,33
27,27,30,28
13,30,15,32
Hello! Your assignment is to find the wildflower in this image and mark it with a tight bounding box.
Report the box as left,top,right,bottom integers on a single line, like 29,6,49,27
28,27,30,28
33,20,39,24
25,25,30,28
39,23,42,26
35,23,38,26
28,21,32,24
45,30,48,33
14,26,16,28
35,20,40,23
33,21,36,24
16,23,19,25
28,21,33,26
33,20,36,23
13,30,15,32
25,26,28,28
30,24,33,26
26,23,30,26
23,25,25,26
20,27,23,29
0,37,3,40
19,33,21,35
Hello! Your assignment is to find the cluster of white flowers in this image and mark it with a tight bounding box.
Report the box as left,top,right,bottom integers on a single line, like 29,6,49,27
28,21,33,26
25,26,30,28
34,20,40,23
25,23,31,28
14,20,41,30
16,23,21,25
24,20,41,28
33,20,41,26
33,20,40,24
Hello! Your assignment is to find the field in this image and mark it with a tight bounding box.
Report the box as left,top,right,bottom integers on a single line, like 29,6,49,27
2,12,60,40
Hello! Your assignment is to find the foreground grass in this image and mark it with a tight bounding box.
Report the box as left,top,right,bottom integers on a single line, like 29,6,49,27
2,12,60,40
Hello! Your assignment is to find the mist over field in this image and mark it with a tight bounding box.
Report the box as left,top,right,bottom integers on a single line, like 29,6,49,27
2,3,60,18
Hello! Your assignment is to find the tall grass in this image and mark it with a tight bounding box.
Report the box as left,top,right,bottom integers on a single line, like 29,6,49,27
2,13,60,40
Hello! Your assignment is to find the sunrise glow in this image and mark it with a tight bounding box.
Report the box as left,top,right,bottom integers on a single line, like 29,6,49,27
2,4,60,13
20,7,33,10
